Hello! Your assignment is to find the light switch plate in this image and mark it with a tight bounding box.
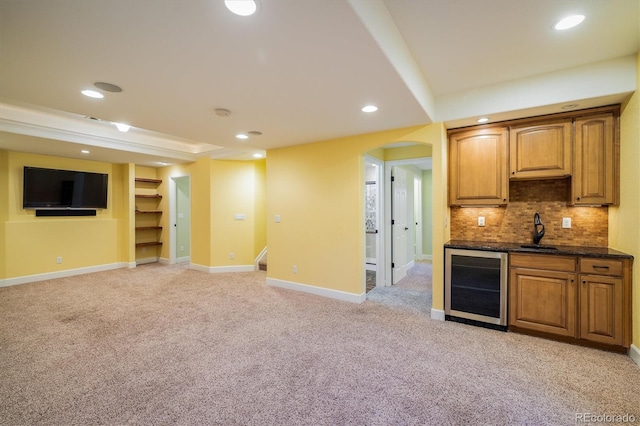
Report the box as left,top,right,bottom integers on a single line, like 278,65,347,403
234,213,245,220
562,217,571,228
478,216,485,227
275,214,281,223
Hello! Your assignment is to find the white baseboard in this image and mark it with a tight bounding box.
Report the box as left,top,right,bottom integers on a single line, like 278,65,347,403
136,257,159,265
431,308,445,321
159,257,170,265
175,256,190,264
127,262,137,269
420,255,433,261
267,278,366,303
0,262,128,288
629,344,640,367
190,263,255,273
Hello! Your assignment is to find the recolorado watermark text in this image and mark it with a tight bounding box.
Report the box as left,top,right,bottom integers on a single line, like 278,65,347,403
576,413,636,423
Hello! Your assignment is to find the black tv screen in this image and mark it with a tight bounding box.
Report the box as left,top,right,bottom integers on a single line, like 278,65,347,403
23,166,108,209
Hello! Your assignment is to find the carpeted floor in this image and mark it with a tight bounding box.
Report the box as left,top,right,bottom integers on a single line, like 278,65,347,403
1,263,639,425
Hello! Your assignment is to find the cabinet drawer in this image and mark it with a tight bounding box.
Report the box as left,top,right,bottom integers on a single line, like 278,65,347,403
510,253,576,272
579,258,623,276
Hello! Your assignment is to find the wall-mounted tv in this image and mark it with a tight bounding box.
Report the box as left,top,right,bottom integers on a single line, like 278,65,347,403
23,166,108,209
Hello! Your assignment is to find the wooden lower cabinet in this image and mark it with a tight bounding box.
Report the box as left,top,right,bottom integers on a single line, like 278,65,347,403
508,253,631,350
579,274,623,346
509,267,577,337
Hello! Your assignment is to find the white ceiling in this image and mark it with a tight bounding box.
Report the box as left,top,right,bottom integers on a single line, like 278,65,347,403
0,0,638,166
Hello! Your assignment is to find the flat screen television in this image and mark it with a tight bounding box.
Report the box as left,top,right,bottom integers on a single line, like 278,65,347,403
23,166,108,209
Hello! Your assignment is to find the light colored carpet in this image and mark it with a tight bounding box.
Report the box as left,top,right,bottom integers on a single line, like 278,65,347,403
366,261,433,315
1,263,639,425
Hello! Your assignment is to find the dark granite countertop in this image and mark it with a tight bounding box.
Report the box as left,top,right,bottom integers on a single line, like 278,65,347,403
445,240,633,259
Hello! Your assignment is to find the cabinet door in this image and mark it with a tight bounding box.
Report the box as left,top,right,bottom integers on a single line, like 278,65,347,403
572,113,616,205
509,120,572,179
579,274,623,346
509,268,577,337
449,127,508,206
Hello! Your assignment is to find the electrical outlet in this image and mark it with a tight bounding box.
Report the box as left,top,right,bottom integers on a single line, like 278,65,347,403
292,265,297,274
478,216,485,227
56,256,62,264
229,252,235,259
562,217,572,229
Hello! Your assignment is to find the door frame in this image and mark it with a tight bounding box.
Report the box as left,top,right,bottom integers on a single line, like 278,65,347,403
384,158,430,286
168,174,191,265
364,155,385,288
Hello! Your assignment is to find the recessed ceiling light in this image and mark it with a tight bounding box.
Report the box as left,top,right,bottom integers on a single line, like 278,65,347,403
94,82,123,93
113,122,131,132
236,133,249,140
555,15,585,30
477,117,490,123
81,150,90,154
225,0,257,16
81,89,104,99
253,153,263,158
157,162,168,166
362,105,378,113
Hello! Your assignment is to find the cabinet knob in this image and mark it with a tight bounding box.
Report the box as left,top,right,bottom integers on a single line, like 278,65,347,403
511,171,515,175
577,197,581,201
582,280,587,284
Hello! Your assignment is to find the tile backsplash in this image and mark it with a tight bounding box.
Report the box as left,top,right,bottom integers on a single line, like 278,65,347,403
450,179,608,247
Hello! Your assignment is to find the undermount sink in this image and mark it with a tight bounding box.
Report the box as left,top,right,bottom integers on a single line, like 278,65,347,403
520,244,558,250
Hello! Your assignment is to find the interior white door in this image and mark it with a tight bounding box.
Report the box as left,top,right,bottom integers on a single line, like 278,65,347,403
392,167,409,284
414,176,422,261
172,176,191,264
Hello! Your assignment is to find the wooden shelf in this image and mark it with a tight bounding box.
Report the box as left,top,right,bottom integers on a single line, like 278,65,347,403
135,226,163,231
134,176,163,259
135,177,162,184
135,194,162,199
135,241,163,247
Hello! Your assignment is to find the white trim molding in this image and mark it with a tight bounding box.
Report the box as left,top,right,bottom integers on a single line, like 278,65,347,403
254,246,267,271
431,308,445,321
0,262,128,288
267,278,366,304
136,257,160,265
630,344,640,367
190,263,255,273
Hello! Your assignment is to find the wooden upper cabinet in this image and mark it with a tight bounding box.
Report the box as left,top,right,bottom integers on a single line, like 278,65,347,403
449,127,508,206
509,120,572,179
571,113,617,205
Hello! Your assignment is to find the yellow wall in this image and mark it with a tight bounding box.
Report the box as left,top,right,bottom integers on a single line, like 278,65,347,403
254,159,267,258
1,150,122,279
157,158,266,269
210,160,258,266
609,52,640,349
384,144,432,161
0,150,9,279
267,124,447,298
187,157,212,268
